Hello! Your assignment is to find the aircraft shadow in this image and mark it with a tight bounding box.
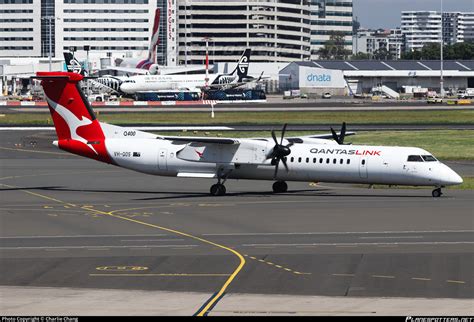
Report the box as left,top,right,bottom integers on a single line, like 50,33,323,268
0,186,432,201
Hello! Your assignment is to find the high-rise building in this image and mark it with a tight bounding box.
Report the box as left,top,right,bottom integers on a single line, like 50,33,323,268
401,11,473,53
459,12,474,43
309,0,353,60
0,0,40,57
401,11,442,52
1,0,358,64
176,0,312,64
0,0,166,64
352,28,404,60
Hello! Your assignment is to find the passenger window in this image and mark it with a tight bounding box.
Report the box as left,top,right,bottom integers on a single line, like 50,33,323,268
326,158,330,164
319,158,323,164
422,155,437,162
333,158,336,164
306,157,309,163
347,159,350,164
362,160,366,165
298,157,302,163
407,155,423,162
290,157,294,162
340,159,343,164
313,158,316,163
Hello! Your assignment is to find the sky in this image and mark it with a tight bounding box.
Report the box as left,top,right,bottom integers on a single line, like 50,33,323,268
353,0,474,29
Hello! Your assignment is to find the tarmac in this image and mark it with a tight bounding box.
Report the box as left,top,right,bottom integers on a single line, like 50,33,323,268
0,130,473,316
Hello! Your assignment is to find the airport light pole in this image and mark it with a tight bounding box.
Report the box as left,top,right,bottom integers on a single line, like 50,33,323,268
440,0,444,98
42,16,58,71
203,37,212,87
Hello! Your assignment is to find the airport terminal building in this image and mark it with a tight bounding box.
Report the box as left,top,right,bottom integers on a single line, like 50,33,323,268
278,60,474,96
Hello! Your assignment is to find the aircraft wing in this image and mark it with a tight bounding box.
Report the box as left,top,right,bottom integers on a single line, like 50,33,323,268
160,136,240,145
291,132,356,140
104,66,150,75
104,65,210,76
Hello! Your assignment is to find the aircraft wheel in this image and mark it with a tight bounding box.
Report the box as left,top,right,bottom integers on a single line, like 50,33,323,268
210,184,226,196
272,181,288,193
432,188,442,198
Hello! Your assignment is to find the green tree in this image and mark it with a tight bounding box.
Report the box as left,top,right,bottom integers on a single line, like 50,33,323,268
351,52,371,60
421,43,441,59
402,42,474,60
317,31,352,60
352,19,360,34
373,48,391,60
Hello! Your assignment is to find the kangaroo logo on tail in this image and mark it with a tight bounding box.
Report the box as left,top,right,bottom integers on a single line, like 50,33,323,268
45,96,98,155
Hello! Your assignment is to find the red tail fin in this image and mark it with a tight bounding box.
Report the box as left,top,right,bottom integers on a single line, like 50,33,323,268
36,72,113,164
148,8,161,63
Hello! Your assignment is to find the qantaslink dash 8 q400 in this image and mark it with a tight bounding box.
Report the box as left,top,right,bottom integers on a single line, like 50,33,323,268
34,72,463,197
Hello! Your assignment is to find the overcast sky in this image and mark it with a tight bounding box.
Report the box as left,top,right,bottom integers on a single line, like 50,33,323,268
353,0,474,29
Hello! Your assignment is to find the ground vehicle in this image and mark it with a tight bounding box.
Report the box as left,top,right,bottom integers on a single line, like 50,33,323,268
322,92,332,99
457,89,474,99
427,96,443,104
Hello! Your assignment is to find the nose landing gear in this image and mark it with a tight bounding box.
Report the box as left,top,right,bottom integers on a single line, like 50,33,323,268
432,188,443,198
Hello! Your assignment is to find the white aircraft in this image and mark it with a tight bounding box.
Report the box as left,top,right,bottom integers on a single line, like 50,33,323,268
34,71,463,197
115,49,253,95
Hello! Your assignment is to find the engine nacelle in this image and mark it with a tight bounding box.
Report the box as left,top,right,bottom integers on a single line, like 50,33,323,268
148,64,160,75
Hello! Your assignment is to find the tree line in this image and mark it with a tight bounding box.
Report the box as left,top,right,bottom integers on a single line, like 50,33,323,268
317,31,474,60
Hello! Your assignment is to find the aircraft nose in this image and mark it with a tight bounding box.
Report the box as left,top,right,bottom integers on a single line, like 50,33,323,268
438,165,463,186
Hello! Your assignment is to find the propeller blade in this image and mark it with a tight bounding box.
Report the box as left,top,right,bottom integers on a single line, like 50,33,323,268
330,127,341,144
271,129,278,145
273,159,280,179
281,157,289,172
280,123,287,144
340,122,346,144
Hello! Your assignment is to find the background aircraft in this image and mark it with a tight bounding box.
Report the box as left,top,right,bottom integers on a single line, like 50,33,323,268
94,49,256,95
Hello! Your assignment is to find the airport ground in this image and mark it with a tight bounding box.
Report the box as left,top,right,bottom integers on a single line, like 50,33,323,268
0,126,473,316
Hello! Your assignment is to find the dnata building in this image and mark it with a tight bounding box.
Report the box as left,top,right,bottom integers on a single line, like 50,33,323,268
278,60,474,96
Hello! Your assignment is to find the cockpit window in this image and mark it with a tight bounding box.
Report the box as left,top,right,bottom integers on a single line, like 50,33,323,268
407,155,423,162
422,155,437,162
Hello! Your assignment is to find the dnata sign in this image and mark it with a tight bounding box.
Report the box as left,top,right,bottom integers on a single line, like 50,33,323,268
307,74,331,82
299,66,345,88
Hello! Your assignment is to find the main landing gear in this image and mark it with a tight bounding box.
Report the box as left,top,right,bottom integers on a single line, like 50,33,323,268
272,180,288,193
432,187,443,198
210,183,226,196
210,168,230,196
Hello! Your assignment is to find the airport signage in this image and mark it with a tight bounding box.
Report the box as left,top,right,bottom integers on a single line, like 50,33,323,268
299,67,345,88
167,0,177,66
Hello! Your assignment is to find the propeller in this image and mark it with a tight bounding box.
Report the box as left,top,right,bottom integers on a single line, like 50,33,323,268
267,123,294,179
330,122,348,145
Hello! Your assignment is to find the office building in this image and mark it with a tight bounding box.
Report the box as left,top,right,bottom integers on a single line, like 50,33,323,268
176,0,312,64
310,0,353,60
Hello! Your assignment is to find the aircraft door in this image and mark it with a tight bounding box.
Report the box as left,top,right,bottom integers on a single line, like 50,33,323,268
359,157,368,179
158,149,167,170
